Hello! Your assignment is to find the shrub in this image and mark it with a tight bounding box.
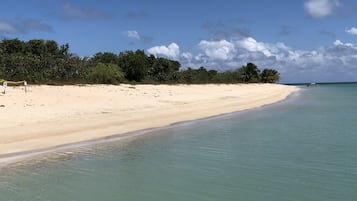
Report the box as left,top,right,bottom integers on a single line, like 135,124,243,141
87,63,124,84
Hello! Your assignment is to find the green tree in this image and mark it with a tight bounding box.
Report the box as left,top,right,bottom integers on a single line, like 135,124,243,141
1,53,31,81
45,40,59,56
59,43,71,59
195,66,210,83
26,39,46,56
239,62,261,82
147,57,181,83
218,70,235,83
92,52,118,64
0,38,25,54
261,69,280,83
118,50,148,82
178,67,195,83
0,38,282,85
208,69,218,82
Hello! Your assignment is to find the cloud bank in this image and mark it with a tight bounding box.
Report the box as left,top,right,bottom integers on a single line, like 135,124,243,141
148,36,357,83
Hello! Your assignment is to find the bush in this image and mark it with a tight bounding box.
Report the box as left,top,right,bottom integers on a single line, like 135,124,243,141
86,63,124,84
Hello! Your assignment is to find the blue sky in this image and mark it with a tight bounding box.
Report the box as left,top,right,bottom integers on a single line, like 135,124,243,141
1,0,357,83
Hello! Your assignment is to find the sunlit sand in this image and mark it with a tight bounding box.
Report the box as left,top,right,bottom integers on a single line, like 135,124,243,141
0,84,298,156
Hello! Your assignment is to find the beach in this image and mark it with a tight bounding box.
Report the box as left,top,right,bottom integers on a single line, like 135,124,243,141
0,84,298,157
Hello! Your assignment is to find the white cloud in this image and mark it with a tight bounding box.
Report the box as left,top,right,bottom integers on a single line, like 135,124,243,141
0,21,17,34
181,52,193,60
198,40,236,60
147,43,180,59
346,27,357,35
124,30,140,40
175,36,357,83
146,37,357,83
333,40,355,47
235,37,272,57
304,0,340,18
333,40,343,46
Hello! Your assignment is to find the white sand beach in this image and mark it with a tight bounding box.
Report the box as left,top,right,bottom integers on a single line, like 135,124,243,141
0,84,298,156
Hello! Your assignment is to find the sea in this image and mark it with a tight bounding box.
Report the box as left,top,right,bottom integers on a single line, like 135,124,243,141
1,83,357,201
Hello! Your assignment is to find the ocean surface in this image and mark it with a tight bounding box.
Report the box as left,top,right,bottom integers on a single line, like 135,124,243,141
1,83,357,201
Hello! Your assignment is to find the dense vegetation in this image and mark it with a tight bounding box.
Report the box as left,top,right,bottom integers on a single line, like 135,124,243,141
0,39,280,84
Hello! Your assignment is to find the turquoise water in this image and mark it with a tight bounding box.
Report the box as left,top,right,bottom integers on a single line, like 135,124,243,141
1,83,357,201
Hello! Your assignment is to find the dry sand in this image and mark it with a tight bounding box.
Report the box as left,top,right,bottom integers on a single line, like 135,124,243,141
0,84,298,157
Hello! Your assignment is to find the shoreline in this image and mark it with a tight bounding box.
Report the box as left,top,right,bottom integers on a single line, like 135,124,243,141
0,94,297,165
0,84,299,163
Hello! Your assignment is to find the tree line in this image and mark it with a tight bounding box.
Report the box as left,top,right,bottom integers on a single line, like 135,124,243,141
0,38,280,85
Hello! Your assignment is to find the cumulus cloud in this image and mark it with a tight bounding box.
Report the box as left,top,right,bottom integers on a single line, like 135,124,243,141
147,43,180,59
124,30,140,40
333,39,355,47
181,52,193,61
304,0,340,18
180,38,291,71
346,27,357,35
147,35,357,82
198,40,236,60
174,37,357,83
235,37,273,57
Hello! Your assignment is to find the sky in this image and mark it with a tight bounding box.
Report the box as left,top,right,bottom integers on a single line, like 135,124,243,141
1,0,357,83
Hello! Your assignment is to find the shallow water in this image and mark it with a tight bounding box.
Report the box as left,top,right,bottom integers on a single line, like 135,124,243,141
1,83,357,201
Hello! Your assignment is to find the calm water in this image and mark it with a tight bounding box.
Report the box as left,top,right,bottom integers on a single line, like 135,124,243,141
1,83,357,201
